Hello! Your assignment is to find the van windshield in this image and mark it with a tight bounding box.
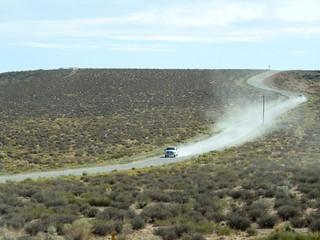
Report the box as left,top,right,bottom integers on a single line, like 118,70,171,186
166,147,176,150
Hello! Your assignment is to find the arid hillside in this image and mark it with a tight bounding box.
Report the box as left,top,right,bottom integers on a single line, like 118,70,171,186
0,69,266,173
0,70,319,240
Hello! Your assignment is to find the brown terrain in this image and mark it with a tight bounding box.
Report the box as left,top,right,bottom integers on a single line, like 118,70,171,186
0,69,319,239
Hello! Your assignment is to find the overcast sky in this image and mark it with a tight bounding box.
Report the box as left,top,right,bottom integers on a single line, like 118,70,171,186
1,0,319,72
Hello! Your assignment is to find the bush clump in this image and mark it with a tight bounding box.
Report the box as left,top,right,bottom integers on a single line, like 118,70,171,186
130,215,145,230
277,205,301,220
91,220,115,236
227,216,251,231
63,219,92,240
154,226,175,240
310,219,320,232
257,215,278,228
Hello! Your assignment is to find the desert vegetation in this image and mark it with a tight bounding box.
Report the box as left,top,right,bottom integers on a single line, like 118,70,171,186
0,70,319,239
0,68,266,173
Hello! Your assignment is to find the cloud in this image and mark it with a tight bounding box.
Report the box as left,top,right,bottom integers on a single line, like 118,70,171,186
7,41,99,50
112,29,274,43
155,1,266,27
1,0,320,50
106,43,173,52
274,0,320,23
16,42,68,49
285,50,306,55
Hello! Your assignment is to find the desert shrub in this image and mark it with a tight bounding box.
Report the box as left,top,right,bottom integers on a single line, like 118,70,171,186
227,216,250,231
63,219,92,240
239,190,255,201
229,190,241,199
214,189,229,198
91,220,115,236
141,204,174,222
0,226,18,240
135,193,151,208
31,191,67,207
277,205,301,220
154,226,178,240
264,188,275,198
25,220,46,236
0,204,14,214
136,199,149,209
181,232,206,240
169,191,190,204
122,223,133,237
310,219,320,232
247,208,265,222
87,197,111,207
84,207,99,218
97,207,136,222
206,211,226,222
290,217,308,228
109,191,135,208
307,189,320,199
130,215,145,230
146,190,171,202
36,225,59,240
186,211,204,222
257,215,278,228
96,207,119,220
274,198,298,209
246,227,258,236
56,214,78,225
114,220,124,234
175,224,192,237
0,213,26,229
261,231,320,240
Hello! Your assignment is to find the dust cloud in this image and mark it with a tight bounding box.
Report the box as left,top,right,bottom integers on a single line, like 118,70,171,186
178,95,307,157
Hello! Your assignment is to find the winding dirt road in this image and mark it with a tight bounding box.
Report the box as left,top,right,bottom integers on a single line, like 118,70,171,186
0,71,306,183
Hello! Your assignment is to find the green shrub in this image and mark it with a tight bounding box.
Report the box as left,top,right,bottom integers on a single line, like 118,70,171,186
175,224,191,237
84,207,99,218
310,219,320,232
181,232,205,240
97,207,118,220
257,215,278,228
229,190,241,199
56,214,78,225
260,231,320,240
36,225,59,240
246,227,258,236
0,226,18,240
87,197,111,207
154,226,178,240
141,204,174,222
146,190,171,202
186,211,204,222
227,216,250,231
25,220,46,236
277,205,301,220
97,207,136,222
63,219,92,240
130,215,145,230
0,213,26,229
92,220,115,236
248,208,265,222
290,217,308,228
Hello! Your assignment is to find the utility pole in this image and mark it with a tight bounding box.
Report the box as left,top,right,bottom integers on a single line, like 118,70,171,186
262,95,265,125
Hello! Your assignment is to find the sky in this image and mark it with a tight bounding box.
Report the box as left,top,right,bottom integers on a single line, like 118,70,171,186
0,0,319,73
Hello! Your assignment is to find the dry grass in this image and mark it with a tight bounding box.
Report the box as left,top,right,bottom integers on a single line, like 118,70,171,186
0,70,319,240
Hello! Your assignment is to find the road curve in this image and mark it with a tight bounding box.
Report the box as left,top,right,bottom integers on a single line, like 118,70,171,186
0,70,304,183
247,70,299,98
